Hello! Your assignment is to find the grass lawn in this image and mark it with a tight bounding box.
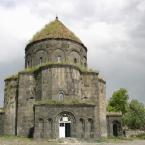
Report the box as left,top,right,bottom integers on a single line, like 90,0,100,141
0,136,58,145
0,135,144,145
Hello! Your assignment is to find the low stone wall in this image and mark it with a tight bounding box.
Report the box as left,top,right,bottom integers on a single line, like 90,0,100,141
126,130,145,137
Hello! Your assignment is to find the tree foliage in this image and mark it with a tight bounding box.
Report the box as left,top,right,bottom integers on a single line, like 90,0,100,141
108,88,145,129
123,99,145,129
107,88,129,114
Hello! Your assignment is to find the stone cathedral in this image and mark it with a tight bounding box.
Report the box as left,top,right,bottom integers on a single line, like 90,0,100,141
0,17,122,138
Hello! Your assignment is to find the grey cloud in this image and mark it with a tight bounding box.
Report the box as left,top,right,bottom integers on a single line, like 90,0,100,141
88,46,145,101
0,0,145,107
0,58,24,107
86,0,145,101
0,0,16,8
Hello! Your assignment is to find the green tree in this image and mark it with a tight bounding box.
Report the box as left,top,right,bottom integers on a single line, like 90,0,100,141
123,99,145,129
107,88,129,114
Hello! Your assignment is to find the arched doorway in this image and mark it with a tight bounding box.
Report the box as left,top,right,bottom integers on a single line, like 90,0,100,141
57,112,75,138
113,123,118,136
112,120,121,137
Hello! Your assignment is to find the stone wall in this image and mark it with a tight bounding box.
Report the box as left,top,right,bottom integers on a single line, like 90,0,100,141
2,20,111,139
34,64,99,102
81,73,102,137
3,62,108,139
40,65,81,100
4,77,18,135
81,73,98,100
0,110,4,135
34,104,95,139
126,130,145,137
17,73,35,137
97,78,107,137
32,65,102,139
16,64,101,138
106,112,123,136
25,39,87,68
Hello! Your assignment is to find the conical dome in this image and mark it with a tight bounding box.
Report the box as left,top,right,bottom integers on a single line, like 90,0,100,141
31,17,82,44
25,18,87,68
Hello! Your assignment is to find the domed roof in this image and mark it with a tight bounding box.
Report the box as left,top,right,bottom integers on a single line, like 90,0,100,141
31,17,82,44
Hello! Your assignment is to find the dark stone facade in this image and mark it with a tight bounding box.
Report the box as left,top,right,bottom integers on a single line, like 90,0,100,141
14,62,107,138
0,110,4,135
0,19,122,138
34,104,96,138
25,39,87,68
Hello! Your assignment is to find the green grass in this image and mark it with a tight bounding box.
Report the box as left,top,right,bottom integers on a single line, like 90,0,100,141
106,136,133,142
0,135,32,141
0,135,144,145
0,135,58,145
5,74,18,81
5,62,98,81
0,107,4,113
20,61,98,74
78,136,134,143
135,133,145,139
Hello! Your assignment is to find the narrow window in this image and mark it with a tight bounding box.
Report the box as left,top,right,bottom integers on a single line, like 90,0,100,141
40,57,42,64
27,61,29,68
74,58,77,64
58,91,64,101
57,56,61,62
58,93,64,100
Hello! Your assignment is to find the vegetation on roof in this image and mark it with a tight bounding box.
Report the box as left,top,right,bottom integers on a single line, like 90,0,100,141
35,98,95,106
5,74,18,81
107,112,122,116
0,108,4,113
20,61,99,74
31,19,82,44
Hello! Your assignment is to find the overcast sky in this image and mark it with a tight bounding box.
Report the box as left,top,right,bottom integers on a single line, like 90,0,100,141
0,0,145,107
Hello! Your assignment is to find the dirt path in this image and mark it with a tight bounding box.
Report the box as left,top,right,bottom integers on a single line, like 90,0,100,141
60,140,145,145
62,140,145,145
0,138,145,145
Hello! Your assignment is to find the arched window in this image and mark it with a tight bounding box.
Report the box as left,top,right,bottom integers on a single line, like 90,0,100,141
40,57,42,64
27,61,30,68
57,56,61,62
35,50,47,66
26,54,31,68
58,91,64,100
69,51,80,64
59,113,71,122
74,58,77,64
